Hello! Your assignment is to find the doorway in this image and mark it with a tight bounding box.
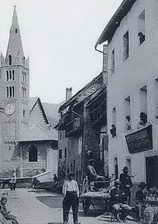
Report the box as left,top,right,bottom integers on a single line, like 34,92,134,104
146,156,158,187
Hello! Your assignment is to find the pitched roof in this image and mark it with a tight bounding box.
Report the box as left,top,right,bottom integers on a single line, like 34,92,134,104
18,97,58,142
95,0,137,46
42,102,59,127
59,72,104,112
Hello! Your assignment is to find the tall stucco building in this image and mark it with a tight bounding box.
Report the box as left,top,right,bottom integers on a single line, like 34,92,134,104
0,7,58,177
96,0,158,186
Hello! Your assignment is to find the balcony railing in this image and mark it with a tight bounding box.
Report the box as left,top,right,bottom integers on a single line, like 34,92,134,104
89,100,106,128
65,117,82,137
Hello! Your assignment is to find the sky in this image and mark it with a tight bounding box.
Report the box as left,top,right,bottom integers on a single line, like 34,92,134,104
0,0,122,104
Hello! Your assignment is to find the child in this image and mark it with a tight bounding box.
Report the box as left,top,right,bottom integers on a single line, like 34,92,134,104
0,196,19,224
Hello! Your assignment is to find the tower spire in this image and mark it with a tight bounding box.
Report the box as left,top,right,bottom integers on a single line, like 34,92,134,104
5,6,25,65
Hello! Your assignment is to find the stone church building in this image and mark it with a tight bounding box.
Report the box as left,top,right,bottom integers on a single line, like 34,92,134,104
0,7,58,177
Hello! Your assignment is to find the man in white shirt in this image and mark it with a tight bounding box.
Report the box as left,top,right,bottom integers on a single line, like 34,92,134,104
62,173,79,224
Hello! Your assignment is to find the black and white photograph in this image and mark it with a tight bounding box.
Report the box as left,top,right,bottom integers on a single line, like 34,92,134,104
0,0,157,223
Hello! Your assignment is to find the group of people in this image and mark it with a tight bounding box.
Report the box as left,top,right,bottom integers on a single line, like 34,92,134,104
62,162,158,224
109,166,133,219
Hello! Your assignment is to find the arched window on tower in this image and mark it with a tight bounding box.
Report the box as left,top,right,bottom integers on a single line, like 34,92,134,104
9,55,12,65
29,145,38,162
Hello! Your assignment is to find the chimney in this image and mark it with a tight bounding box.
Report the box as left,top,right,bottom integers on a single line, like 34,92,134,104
66,88,72,101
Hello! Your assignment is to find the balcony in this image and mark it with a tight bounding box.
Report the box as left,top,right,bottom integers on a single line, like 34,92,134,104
90,101,106,128
65,117,82,137
88,89,106,128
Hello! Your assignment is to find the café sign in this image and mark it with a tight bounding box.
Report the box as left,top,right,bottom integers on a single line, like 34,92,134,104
125,125,152,154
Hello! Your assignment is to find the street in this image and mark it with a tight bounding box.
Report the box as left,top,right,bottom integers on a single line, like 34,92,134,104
0,188,137,224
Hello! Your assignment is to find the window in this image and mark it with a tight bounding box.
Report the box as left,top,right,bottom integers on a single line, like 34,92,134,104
6,71,9,81
64,148,67,158
111,49,115,74
59,149,62,159
7,86,15,98
9,71,12,80
9,55,12,65
138,10,145,45
123,31,129,60
15,28,18,34
6,70,15,81
12,70,14,80
139,86,147,126
12,86,14,97
124,96,131,130
29,145,38,162
6,87,9,98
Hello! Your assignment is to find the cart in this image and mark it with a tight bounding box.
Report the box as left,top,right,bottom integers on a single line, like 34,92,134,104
80,179,111,214
80,190,110,214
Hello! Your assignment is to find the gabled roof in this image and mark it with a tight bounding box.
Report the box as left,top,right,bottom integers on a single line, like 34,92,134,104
87,86,106,107
59,72,104,112
18,97,58,142
95,0,137,46
42,102,59,127
29,97,49,124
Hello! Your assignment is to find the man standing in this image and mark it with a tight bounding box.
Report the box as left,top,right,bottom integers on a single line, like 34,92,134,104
119,166,133,204
62,173,79,224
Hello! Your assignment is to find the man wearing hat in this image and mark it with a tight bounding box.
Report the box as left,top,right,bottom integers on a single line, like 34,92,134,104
62,173,79,224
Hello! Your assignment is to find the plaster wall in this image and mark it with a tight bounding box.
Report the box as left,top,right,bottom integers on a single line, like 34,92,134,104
106,0,158,183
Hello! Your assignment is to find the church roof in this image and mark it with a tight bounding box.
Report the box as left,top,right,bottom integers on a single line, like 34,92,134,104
18,97,58,142
42,102,59,127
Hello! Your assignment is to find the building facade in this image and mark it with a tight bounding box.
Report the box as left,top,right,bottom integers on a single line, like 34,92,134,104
56,73,107,183
0,7,58,177
96,0,158,186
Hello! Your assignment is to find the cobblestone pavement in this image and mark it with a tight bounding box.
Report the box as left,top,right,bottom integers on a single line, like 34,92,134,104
0,188,137,224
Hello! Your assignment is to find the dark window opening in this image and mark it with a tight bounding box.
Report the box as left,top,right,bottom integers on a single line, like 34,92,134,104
29,145,38,162
59,150,62,159
123,31,129,60
12,70,14,80
15,28,18,34
6,71,9,81
7,87,9,98
12,86,14,98
9,55,12,65
64,148,67,158
111,49,115,73
9,71,12,80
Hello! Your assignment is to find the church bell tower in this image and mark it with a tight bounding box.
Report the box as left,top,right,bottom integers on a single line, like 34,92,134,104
0,6,29,167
